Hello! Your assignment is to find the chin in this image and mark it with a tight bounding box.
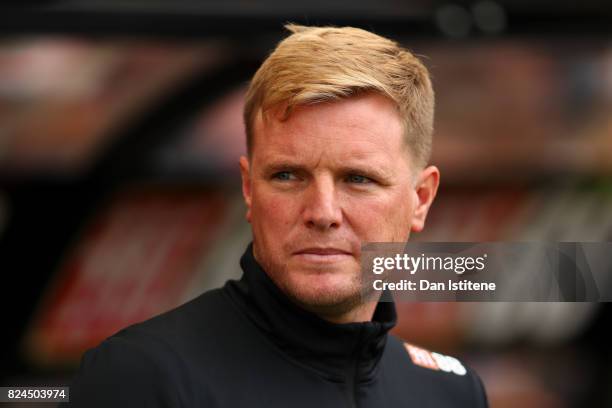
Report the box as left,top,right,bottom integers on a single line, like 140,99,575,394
280,270,366,314
258,249,366,313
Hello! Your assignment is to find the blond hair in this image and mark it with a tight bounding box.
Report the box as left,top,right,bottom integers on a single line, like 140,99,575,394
243,24,434,167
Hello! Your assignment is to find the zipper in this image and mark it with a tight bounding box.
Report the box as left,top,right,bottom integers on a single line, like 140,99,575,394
346,357,359,408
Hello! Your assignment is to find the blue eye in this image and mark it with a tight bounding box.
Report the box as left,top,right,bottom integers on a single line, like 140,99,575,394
347,174,371,184
273,171,295,181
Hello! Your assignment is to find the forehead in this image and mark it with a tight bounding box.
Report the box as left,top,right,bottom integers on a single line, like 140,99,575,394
251,93,409,164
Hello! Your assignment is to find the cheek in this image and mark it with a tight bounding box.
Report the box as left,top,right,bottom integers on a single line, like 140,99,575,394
251,189,299,235
344,190,415,241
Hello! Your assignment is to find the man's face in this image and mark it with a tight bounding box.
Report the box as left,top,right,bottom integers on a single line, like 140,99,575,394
240,92,438,317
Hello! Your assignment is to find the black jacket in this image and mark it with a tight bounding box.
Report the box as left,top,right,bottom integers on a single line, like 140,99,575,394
68,244,488,407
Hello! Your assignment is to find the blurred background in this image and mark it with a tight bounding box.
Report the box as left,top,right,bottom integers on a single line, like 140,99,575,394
0,1,611,407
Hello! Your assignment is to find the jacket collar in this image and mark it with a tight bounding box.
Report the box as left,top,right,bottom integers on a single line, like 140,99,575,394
225,243,397,382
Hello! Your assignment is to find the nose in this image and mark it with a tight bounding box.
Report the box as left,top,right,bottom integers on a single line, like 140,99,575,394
302,176,342,231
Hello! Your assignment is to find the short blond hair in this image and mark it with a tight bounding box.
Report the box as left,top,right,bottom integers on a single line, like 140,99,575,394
243,24,434,167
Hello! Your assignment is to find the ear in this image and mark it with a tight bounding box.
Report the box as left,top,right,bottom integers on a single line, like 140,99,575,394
410,165,440,233
239,156,253,223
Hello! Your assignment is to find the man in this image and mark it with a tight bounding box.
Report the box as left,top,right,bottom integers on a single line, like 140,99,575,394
68,25,488,407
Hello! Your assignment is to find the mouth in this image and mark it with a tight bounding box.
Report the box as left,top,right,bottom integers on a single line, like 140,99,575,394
292,247,353,263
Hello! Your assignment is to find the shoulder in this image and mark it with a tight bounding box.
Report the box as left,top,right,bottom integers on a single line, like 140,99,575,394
68,289,231,407
68,334,191,407
85,286,234,360
383,335,489,407
124,287,230,341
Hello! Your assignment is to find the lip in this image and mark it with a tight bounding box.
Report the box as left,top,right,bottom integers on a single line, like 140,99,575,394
292,247,353,263
294,247,352,256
